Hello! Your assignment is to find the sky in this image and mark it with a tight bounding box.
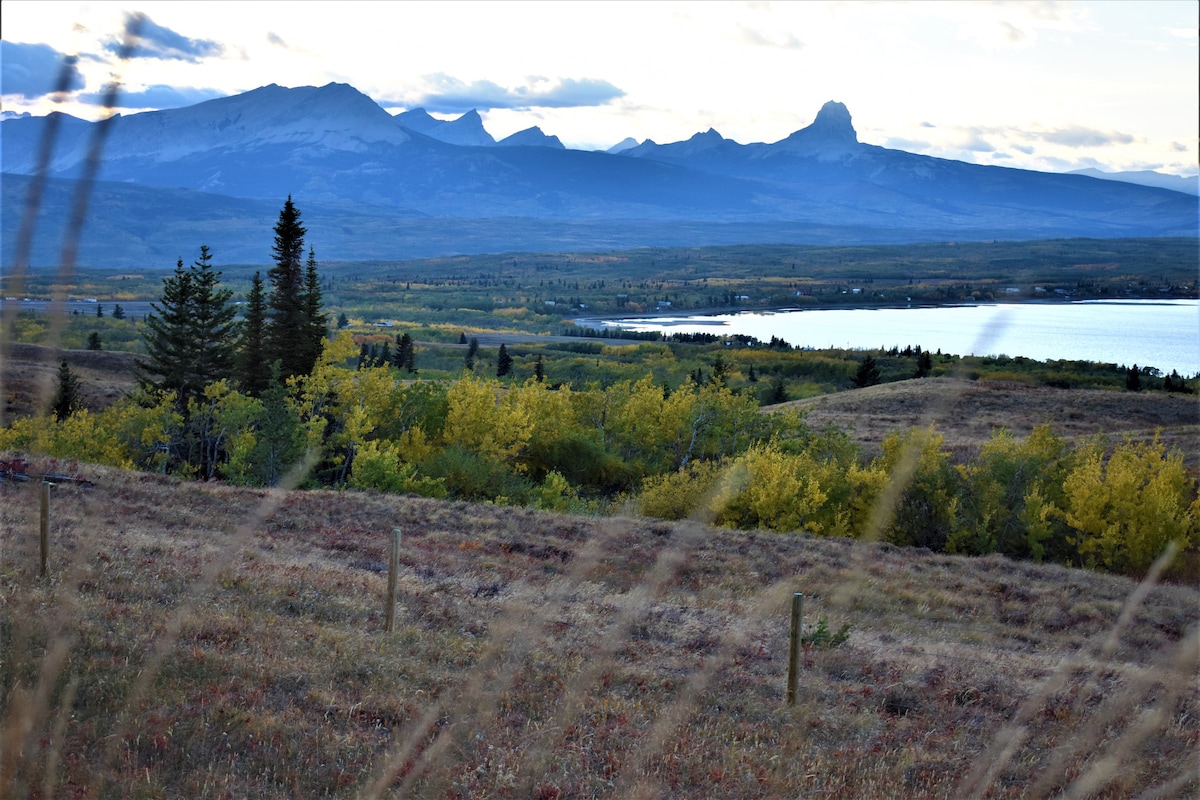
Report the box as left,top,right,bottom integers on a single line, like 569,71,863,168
1,0,1197,177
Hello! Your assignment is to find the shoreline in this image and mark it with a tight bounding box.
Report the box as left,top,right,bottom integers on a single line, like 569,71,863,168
570,295,1200,327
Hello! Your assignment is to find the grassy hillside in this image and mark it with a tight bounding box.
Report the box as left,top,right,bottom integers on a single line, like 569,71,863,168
2,463,1196,798
785,377,1200,469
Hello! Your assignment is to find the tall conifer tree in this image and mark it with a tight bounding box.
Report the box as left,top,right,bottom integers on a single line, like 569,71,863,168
266,196,310,379
394,332,416,373
139,247,238,410
138,258,196,404
496,343,513,377
237,271,270,396
189,245,238,390
51,360,82,421
302,246,328,370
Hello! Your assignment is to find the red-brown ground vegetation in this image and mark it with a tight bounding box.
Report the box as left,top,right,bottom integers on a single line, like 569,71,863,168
2,461,1195,798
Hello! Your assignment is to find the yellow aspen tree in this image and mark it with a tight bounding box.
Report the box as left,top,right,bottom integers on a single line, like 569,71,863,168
442,374,532,467
1064,435,1199,575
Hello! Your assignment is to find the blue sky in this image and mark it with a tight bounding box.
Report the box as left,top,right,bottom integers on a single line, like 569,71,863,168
2,1,1196,177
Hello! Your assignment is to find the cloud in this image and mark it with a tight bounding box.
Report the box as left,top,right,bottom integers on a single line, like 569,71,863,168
739,25,804,49
266,32,290,49
1033,125,1135,147
104,12,224,62
1165,26,1198,39
393,74,625,113
0,41,85,98
882,136,935,152
999,20,1027,44
78,84,228,110
960,134,996,153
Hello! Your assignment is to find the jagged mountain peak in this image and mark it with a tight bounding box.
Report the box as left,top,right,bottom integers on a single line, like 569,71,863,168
498,126,565,149
812,101,855,136
774,99,858,154
396,107,495,147
606,137,639,153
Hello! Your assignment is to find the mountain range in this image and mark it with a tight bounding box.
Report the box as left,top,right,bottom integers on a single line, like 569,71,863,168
1,82,1195,268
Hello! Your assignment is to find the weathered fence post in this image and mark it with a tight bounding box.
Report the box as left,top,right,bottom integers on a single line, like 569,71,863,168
385,528,401,632
787,592,804,706
40,481,51,577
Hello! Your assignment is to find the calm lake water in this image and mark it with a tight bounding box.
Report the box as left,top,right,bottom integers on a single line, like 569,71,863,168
590,299,1200,377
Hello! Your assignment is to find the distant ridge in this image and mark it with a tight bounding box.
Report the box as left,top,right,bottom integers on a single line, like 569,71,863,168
498,127,565,149
2,82,1195,267
394,107,495,147
1069,167,1199,196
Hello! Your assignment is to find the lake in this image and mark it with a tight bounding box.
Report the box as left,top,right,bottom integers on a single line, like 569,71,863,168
586,299,1200,377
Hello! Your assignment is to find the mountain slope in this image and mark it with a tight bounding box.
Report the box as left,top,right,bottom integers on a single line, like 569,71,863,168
1,83,1196,267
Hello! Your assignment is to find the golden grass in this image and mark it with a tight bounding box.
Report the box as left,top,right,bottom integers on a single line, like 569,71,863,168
2,462,1196,798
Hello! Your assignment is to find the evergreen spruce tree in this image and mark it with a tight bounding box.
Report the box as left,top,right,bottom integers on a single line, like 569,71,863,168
337,312,349,329
86,331,102,351
188,245,238,392
464,336,479,371
237,271,270,396
394,333,416,373
265,196,311,379
139,247,238,410
301,246,328,371
853,354,881,388
915,350,933,378
763,375,788,405
112,304,125,320
534,354,545,382
496,343,513,377
138,258,195,404
51,360,82,421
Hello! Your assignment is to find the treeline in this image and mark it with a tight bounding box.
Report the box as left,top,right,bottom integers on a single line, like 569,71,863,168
3,332,1196,579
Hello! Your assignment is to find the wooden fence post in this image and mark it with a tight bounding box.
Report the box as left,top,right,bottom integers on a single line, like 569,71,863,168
787,592,803,706
40,482,51,577
385,528,401,632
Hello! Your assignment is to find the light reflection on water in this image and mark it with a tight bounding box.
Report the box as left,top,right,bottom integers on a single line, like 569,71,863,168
591,299,1200,376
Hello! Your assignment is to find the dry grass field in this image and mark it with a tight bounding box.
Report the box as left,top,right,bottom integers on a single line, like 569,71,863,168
787,377,1200,470
1,343,138,421
2,461,1196,798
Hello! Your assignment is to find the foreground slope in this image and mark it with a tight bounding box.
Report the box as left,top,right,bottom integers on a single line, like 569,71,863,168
2,463,1195,798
